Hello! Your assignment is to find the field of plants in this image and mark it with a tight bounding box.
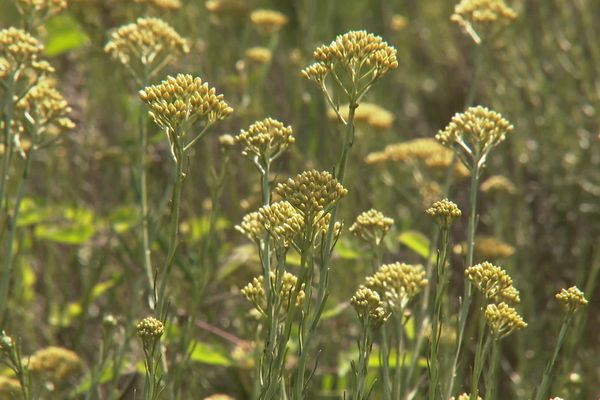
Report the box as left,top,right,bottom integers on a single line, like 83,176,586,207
0,0,598,399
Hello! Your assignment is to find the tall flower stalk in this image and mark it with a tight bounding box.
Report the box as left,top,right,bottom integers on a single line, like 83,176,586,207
136,317,165,400
105,17,190,303
533,286,588,400
436,106,514,397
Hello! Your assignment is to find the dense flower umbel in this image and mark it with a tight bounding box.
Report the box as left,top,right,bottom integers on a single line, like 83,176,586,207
105,18,189,77
28,346,82,381
249,9,288,34
0,375,20,397
436,106,513,169
451,393,482,400
16,79,75,142
349,208,394,247
15,0,68,21
326,102,395,131
136,316,164,340
426,198,462,227
465,261,520,304
485,302,527,339
245,47,272,64
452,0,517,43
242,271,305,315
134,0,182,10
236,117,294,162
275,170,348,216
302,30,398,90
350,285,388,327
139,74,233,133
205,0,247,16
366,262,427,310
555,286,588,312
0,28,51,78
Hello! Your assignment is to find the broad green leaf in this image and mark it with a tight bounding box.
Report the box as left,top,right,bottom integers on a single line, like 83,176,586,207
189,341,232,366
398,230,431,258
34,207,97,245
45,14,89,56
17,198,52,226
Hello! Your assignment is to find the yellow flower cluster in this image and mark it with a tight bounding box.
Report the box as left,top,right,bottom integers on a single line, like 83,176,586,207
349,208,394,247
275,170,348,217
326,102,395,131
134,0,182,10
350,285,388,327
205,0,247,16
105,18,189,76
249,9,288,34
0,28,51,78
365,262,427,310
17,79,75,140
481,174,517,195
451,0,517,44
465,261,520,304
451,394,482,400
426,198,462,227
236,117,294,162
474,235,515,259
136,316,164,339
555,286,588,312
0,375,20,397
15,0,68,22
302,30,398,87
139,74,233,133
485,302,527,339
245,47,272,64
241,271,305,314
28,346,82,382
436,106,513,167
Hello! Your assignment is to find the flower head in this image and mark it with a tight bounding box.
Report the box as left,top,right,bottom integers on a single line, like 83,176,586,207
327,102,395,131
481,174,517,195
426,198,462,227
206,0,247,16
134,0,182,10
28,346,82,382
236,201,304,248
0,375,20,397
451,393,482,400
136,316,164,340
15,0,68,24
365,262,427,310
452,0,517,44
485,302,527,339
351,285,388,327
105,18,189,79
465,261,520,304
0,28,49,78
139,74,233,134
275,170,347,217
249,9,288,34
236,118,294,163
245,47,272,64
436,106,513,169
349,208,394,247
241,271,305,315
555,286,588,313
302,30,397,99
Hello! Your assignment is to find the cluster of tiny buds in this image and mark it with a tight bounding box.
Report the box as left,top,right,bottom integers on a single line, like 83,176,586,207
484,302,527,339
481,174,517,195
555,286,588,312
136,316,165,340
275,170,348,216
241,271,305,314
327,102,395,130
28,346,82,381
451,0,517,44
426,198,461,227
465,261,520,304
349,208,394,247
249,9,288,35
365,262,427,310
15,0,68,20
258,201,304,248
105,18,189,72
205,0,247,16
0,28,50,77
133,0,182,10
350,285,387,327
302,30,398,86
235,117,294,162
139,74,233,133
245,47,272,64
436,106,513,166
451,393,482,400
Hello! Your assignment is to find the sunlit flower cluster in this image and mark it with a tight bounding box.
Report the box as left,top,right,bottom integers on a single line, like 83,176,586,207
365,262,427,310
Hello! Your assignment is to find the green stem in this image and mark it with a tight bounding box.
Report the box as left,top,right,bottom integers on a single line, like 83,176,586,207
469,310,489,400
0,145,34,324
0,74,15,213
354,321,372,400
534,313,573,400
447,158,480,398
392,309,405,400
484,339,500,400
428,226,450,400
381,324,392,400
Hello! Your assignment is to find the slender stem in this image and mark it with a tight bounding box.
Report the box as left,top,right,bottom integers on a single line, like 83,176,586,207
534,313,573,400
446,158,480,398
469,309,488,400
428,226,450,400
381,324,392,399
354,321,372,400
0,74,15,213
392,309,405,400
0,145,34,324
484,340,500,400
